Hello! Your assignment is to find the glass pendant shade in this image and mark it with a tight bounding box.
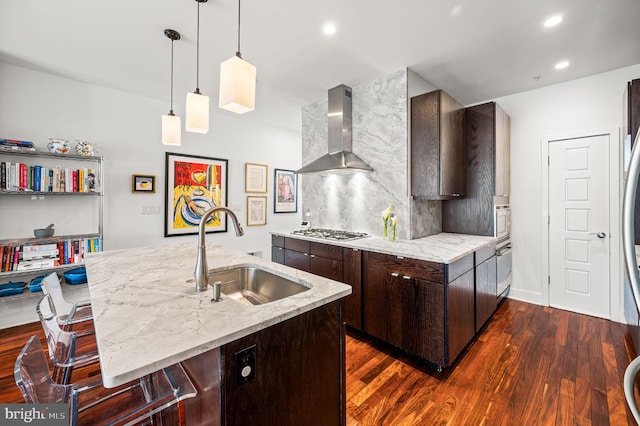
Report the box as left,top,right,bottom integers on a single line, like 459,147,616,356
162,113,182,146
185,92,209,133
219,55,256,114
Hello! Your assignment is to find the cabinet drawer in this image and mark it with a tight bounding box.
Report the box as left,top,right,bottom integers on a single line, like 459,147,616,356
272,235,285,248
310,242,343,260
446,253,473,283
284,249,310,272
475,242,496,266
271,246,285,264
284,237,309,253
368,251,444,283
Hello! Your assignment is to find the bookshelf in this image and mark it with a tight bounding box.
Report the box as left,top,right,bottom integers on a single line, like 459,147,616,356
0,149,103,328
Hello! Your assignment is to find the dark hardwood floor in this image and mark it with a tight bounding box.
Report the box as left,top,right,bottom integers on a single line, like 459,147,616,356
1,299,638,425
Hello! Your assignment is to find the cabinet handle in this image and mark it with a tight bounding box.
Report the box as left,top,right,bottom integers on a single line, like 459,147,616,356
303,253,309,256
402,275,411,280
396,256,404,260
309,254,315,258
352,248,359,252
391,272,400,277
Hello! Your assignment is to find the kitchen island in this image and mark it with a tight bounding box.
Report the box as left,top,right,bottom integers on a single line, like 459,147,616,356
84,242,351,425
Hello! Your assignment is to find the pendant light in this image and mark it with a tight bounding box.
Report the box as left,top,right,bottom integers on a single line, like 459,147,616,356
185,0,210,133
219,0,256,114
162,29,181,146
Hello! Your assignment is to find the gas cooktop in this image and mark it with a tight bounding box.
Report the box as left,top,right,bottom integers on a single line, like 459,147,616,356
291,228,369,241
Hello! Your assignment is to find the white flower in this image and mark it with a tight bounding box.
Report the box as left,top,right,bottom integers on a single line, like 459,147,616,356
381,205,393,221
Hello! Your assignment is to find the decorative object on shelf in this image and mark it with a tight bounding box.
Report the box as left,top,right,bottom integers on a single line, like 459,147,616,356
381,205,394,239
34,223,55,238
390,212,398,242
247,196,267,226
219,0,256,114
74,140,98,156
28,275,46,292
63,267,87,285
0,139,35,152
47,138,70,154
132,174,156,193
185,0,209,134
0,281,26,297
162,29,182,146
274,168,297,213
165,152,228,236
245,163,267,193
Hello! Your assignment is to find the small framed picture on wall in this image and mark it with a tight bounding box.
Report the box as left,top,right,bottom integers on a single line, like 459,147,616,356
245,163,268,193
247,196,267,226
132,175,156,193
274,168,297,213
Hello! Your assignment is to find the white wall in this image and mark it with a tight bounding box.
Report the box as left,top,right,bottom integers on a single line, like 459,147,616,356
493,63,640,322
0,63,302,259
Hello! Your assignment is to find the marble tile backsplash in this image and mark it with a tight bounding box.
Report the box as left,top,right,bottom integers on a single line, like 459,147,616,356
300,69,440,240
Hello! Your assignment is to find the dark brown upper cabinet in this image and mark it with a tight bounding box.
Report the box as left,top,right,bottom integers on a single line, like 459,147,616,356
442,101,510,236
624,78,640,243
411,89,466,200
625,78,640,148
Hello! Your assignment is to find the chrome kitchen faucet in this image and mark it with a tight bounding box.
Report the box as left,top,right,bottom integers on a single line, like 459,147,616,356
194,206,244,293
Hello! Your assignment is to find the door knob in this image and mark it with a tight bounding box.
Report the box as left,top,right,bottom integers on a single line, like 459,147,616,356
589,232,606,239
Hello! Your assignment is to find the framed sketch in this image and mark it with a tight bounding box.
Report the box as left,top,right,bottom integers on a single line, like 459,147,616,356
132,174,155,193
247,196,267,226
164,152,228,237
245,163,268,193
274,168,297,213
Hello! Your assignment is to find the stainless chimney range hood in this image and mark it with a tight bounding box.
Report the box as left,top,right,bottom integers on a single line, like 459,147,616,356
296,85,374,175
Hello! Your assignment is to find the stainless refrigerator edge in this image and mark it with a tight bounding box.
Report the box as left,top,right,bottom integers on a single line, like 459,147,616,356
622,127,640,421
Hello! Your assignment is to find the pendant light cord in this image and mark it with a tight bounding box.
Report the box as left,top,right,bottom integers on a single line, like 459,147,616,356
170,38,174,114
236,0,241,57
196,1,201,92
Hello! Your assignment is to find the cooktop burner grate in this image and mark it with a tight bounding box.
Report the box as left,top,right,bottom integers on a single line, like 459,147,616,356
291,228,369,241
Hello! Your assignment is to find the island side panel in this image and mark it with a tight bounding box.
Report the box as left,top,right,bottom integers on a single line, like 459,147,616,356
221,300,345,426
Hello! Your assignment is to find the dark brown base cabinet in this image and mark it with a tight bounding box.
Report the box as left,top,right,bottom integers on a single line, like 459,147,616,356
363,251,474,370
181,300,345,426
222,301,345,426
272,235,363,330
271,236,500,372
474,243,498,333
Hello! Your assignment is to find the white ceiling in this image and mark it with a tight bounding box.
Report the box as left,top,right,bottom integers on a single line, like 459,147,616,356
1,0,639,131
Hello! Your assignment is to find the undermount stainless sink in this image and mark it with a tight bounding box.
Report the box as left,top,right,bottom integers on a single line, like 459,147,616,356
208,265,310,305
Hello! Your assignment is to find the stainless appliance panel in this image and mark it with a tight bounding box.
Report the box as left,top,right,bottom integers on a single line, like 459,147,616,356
494,204,510,240
496,242,511,296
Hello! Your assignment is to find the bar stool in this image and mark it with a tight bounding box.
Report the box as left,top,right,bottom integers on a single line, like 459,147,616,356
36,294,99,384
41,272,93,333
14,335,197,426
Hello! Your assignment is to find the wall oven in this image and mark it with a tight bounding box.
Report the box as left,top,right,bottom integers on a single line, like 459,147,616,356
495,204,511,297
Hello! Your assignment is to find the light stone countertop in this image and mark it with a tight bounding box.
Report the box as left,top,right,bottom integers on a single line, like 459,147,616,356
272,231,496,264
83,242,351,388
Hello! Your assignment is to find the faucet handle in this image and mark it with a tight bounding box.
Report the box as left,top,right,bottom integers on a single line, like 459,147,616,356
211,280,222,302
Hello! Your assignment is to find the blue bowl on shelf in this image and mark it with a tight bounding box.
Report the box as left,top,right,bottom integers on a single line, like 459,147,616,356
0,282,26,297
28,275,47,292
64,267,87,285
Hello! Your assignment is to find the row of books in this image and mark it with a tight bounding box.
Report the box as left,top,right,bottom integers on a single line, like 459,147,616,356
0,162,97,193
0,238,102,273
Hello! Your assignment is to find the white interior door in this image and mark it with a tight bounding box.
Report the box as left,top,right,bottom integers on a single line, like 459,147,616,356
548,134,610,318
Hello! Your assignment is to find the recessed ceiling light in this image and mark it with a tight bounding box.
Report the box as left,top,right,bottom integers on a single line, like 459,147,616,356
544,15,563,27
323,23,337,35
555,60,570,70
